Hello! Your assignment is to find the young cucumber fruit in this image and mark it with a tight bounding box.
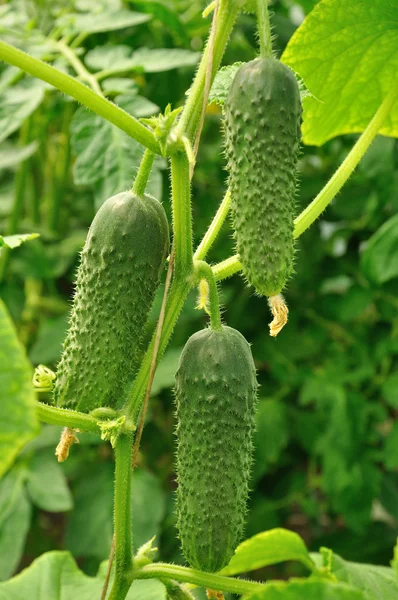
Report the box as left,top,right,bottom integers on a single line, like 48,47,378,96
54,191,169,413
175,326,258,572
224,57,302,297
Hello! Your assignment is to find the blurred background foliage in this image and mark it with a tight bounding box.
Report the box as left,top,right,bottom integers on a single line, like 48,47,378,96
0,0,397,589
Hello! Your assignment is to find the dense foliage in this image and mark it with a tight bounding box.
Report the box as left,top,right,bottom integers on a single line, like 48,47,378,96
0,0,397,598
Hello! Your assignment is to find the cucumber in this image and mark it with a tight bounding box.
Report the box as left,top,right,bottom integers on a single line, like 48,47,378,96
175,326,258,572
54,191,169,413
224,57,302,297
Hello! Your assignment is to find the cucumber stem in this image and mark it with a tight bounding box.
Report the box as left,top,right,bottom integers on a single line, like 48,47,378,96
171,152,193,277
194,260,223,330
0,40,160,154
132,149,155,196
36,402,101,433
108,432,134,600
256,0,273,59
294,84,398,238
194,189,231,261
177,0,239,143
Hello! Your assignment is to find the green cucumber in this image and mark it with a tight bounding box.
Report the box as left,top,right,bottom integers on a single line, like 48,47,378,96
54,191,169,413
224,57,302,297
175,326,258,572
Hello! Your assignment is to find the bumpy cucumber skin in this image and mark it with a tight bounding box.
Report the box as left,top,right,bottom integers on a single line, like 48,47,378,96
224,57,302,297
54,191,169,413
175,326,258,572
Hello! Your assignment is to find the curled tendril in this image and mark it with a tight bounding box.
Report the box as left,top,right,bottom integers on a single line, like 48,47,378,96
32,364,56,392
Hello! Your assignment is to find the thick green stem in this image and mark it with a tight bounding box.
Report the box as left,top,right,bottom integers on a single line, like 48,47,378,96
177,0,239,142
36,402,101,433
194,189,231,261
0,40,160,154
212,254,242,282
125,277,191,422
294,85,398,238
56,40,103,95
171,152,193,277
135,563,264,595
132,150,155,196
109,432,134,600
256,0,273,58
194,260,222,330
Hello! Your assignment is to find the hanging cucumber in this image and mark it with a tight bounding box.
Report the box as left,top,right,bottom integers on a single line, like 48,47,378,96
53,191,169,413
175,326,258,572
224,57,302,300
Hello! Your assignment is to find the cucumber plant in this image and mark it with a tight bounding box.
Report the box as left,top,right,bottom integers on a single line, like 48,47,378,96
1,0,397,599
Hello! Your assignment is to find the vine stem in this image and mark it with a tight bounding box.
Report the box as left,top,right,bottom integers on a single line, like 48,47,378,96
194,260,223,330
170,152,193,277
132,149,155,196
0,40,160,154
177,0,239,143
108,432,134,600
135,563,264,595
56,40,103,95
36,402,101,433
194,189,231,261
256,0,273,58
294,84,398,237
211,85,398,281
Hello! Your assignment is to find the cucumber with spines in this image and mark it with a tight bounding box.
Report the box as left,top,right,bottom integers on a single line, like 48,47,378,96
175,326,258,572
54,191,169,413
224,57,302,297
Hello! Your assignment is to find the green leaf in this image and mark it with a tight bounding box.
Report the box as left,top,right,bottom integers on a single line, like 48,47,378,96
282,0,398,145
70,102,162,208
220,528,315,576
384,422,398,471
0,550,166,598
129,0,188,41
209,63,244,106
246,579,364,600
0,233,39,249
0,470,31,581
26,449,73,513
361,214,398,284
382,373,398,409
129,48,200,73
0,141,38,170
253,399,289,481
317,548,398,600
85,45,199,74
58,10,151,35
66,463,165,560
0,299,39,478
0,80,44,144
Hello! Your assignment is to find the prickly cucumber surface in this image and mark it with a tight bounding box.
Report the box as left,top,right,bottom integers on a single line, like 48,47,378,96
175,326,258,572
224,57,302,297
54,191,169,413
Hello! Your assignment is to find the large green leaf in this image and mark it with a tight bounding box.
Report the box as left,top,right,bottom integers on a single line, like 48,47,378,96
85,45,199,74
221,529,315,576
0,233,39,249
66,463,165,560
360,214,398,284
57,10,151,35
26,450,73,513
70,101,163,208
0,299,39,478
282,0,398,145
0,550,166,599
0,141,38,170
0,80,44,143
0,470,31,581
246,579,364,600
313,549,398,600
